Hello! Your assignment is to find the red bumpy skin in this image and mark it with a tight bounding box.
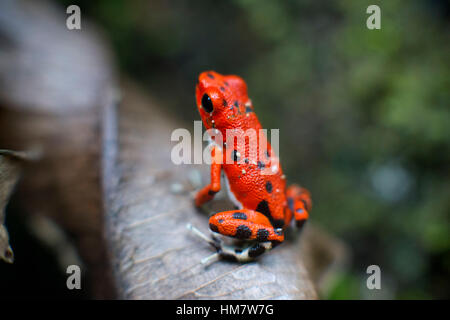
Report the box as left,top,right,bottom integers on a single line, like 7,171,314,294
194,71,311,261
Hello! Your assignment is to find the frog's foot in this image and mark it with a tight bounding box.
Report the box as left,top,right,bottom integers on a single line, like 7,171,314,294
286,184,311,229
186,223,222,265
186,223,280,264
208,209,284,262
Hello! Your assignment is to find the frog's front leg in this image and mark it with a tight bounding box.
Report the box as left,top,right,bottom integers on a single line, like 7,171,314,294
208,209,284,262
195,146,222,207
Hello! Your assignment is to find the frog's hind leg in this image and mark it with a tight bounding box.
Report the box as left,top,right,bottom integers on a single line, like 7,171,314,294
187,223,276,263
207,209,284,262
209,209,284,242
286,184,312,229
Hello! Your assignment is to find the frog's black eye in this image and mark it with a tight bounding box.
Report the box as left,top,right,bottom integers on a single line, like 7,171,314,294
201,94,214,113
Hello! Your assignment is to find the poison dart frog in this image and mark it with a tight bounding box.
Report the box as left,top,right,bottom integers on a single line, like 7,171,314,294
192,70,312,263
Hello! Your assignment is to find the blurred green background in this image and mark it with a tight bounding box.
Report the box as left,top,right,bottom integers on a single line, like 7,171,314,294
58,0,449,299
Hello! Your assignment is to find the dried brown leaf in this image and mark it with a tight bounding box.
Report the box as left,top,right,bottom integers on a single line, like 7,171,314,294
0,150,34,263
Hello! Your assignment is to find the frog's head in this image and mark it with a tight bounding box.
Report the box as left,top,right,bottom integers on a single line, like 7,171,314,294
196,71,251,132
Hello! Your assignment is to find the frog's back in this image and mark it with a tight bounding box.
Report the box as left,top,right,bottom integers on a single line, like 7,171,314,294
222,138,289,230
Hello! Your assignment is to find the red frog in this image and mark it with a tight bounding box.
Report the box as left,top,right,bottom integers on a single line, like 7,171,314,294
192,70,311,262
